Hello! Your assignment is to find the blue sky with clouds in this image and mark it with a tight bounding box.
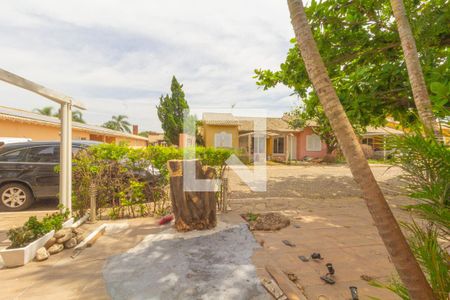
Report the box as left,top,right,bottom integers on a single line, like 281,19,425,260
0,0,300,132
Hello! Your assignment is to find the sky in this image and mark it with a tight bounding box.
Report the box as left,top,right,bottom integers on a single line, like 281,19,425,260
0,0,300,132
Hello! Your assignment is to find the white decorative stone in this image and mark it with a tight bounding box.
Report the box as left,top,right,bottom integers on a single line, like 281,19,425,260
35,247,49,261
48,243,64,255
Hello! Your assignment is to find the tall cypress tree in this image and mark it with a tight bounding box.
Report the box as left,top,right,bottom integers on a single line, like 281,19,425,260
157,76,189,145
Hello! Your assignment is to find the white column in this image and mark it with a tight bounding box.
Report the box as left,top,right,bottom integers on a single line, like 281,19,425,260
285,134,289,163
247,134,251,158
66,103,72,214
59,103,68,209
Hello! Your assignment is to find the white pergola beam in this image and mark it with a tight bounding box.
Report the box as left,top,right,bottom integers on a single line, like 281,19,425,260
0,68,85,110
0,68,85,215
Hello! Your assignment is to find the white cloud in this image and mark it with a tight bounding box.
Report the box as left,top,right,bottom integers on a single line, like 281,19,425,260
0,0,298,132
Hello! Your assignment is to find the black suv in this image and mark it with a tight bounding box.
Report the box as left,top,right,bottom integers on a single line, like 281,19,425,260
0,141,100,211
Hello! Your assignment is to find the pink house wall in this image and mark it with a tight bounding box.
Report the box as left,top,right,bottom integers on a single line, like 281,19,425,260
296,127,328,160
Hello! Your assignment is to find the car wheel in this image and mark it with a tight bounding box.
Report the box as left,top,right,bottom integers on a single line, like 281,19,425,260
0,183,34,211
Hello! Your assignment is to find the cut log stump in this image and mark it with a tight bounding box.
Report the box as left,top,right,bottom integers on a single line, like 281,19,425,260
168,159,217,232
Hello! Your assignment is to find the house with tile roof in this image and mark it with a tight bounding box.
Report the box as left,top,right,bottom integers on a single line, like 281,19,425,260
0,105,148,147
201,112,404,162
202,113,327,162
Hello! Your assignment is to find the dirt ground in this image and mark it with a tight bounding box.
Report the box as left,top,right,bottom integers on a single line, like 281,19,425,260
228,163,414,300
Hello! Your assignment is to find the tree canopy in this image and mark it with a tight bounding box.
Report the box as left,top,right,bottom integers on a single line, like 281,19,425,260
157,76,190,145
255,0,449,133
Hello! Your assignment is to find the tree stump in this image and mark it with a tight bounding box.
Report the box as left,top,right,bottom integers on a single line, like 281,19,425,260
167,159,217,232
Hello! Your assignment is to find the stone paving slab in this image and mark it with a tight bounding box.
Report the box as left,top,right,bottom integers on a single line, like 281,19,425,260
103,223,269,300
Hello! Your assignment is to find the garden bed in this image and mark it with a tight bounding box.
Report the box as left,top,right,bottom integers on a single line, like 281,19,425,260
242,212,290,231
0,212,89,268
0,230,55,268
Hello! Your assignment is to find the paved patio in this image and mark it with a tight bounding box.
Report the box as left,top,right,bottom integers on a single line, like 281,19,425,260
0,164,414,299
229,164,413,300
0,217,165,299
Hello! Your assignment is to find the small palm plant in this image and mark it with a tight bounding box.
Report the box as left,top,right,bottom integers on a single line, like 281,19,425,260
390,132,450,235
370,130,450,299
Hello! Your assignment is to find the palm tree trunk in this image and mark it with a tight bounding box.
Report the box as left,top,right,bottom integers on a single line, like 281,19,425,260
286,1,435,299
390,0,439,136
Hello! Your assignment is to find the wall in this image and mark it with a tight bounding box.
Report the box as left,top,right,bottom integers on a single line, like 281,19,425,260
203,124,239,149
116,136,147,147
0,119,147,147
0,119,60,140
296,127,328,160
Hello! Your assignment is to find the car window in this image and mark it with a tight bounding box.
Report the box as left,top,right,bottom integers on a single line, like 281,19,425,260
25,146,60,163
0,148,28,162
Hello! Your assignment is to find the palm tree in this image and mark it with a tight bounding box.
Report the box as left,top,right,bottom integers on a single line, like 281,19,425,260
286,1,435,299
54,108,86,123
33,106,55,116
71,110,86,123
390,0,438,136
34,106,86,123
102,115,131,133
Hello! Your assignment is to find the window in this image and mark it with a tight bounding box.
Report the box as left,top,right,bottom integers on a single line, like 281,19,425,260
362,138,374,148
0,148,28,162
273,137,284,154
306,134,322,152
25,146,60,163
214,132,232,148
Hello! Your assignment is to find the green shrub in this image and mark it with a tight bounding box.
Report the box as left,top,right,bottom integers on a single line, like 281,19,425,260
7,209,69,249
73,143,156,219
7,227,35,249
72,144,234,219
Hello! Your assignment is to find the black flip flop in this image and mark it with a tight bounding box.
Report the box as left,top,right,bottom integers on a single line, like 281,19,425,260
320,275,336,284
